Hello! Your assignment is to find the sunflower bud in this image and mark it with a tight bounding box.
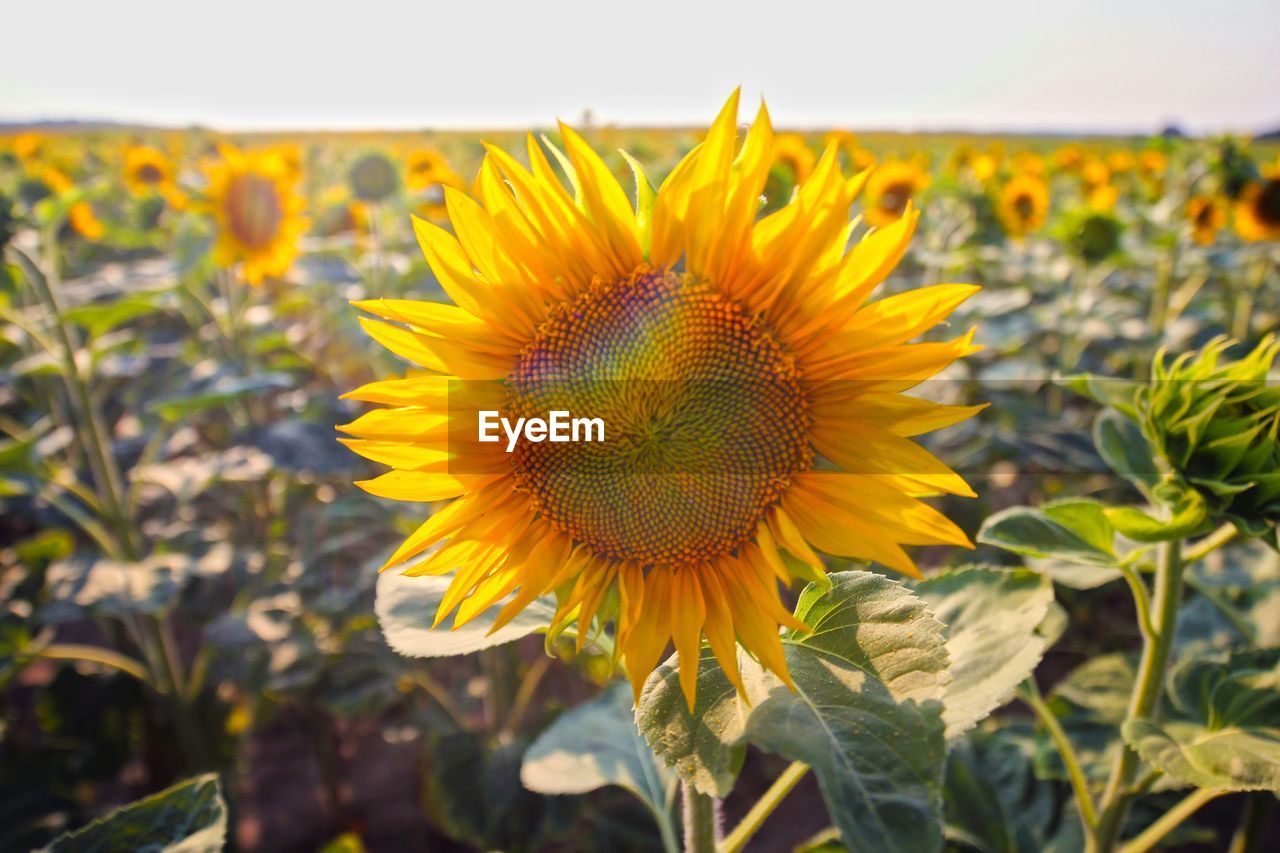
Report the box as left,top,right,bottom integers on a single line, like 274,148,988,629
1136,336,1280,541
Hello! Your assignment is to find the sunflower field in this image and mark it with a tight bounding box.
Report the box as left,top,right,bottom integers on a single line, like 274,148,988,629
1,95,1278,853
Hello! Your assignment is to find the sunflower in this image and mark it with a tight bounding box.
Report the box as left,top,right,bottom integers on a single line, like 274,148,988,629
406,149,462,190
123,144,186,209
204,145,307,285
771,133,816,184
863,159,930,227
1138,150,1167,180
340,93,981,709
405,149,466,220
1186,195,1226,246
996,174,1049,238
41,166,103,242
1234,168,1280,242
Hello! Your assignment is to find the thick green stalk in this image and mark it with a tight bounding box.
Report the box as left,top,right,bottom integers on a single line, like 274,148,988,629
1091,539,1185,851
682,783,719,853
719,762,809,853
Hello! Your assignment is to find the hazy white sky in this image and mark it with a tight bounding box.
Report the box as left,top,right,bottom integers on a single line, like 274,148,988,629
3,0,1277,133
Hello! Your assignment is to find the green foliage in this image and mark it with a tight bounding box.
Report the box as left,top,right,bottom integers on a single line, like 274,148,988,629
40,773,226,853
522,682,677,840
1124,649,1280,791
915,566,1056,738
638,571,950,852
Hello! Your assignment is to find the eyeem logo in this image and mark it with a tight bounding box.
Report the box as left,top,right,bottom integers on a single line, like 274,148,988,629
478,410,606,452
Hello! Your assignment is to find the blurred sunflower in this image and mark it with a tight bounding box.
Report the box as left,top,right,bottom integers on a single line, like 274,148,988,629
863,159,930,227
772,133,816,184
12,132,46,163
822,131,874,172
123,144,187,208
1052,144,1085,173
405,149,465,220
1106,151,1135,175
1234,168,1280,242
1138,150,1167,180
1012,151,1046,177
996,174,1049,238
1186,195,1226,246
341,93,981,708
204,145,307,285
41,166,103,242
1081,157,1111,194
406,149,461,190
1088,183,1119,212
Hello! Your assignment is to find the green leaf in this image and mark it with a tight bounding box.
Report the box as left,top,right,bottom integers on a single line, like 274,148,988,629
638,571,949,853
978,499,1118,566
915,567,1055,737
1093,409,1160,496
375,569,557,658
62,292,168,339
1122,649,1280,791
944,725,1086,853
522,682,675,828
40,772,226,852
150,373,292,421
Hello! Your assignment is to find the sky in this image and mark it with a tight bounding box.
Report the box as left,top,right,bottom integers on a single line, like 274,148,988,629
3,0,1277,134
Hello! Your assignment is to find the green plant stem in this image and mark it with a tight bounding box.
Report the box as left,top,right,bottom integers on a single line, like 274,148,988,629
1118,564,1156,640
1182,522,1238,564
682,782,719,853
1118,788,1224,853
11,245,139,561
719,761,809,853
1018,679,1097,830
1092,539,1185,852
1148,241,1179,343
37,643,151,684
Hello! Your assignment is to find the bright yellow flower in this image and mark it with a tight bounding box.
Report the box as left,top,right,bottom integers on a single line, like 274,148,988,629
996,174,1050,238
1106,151,1135,174
1012,151,1046,177
406,149,462,190
123,144,187,209
1088,184,1119,212
1138,150,1167,180
11,132,47,163
1052,144,1085,173
406,150,466,220
40,166,103,242
340,94,980,709
1081,157,1111,191
772,133,816,183
971,154,998,182
1186,195,1226,245
863,159,930,227
203,145,307,285
1234,169,1280,242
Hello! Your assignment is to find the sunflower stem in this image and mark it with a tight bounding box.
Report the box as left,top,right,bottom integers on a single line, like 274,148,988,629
718,761,809,853
1118,787,1225,853
682,782,719,853
1091,538,1185,852
1018,678,1097,830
